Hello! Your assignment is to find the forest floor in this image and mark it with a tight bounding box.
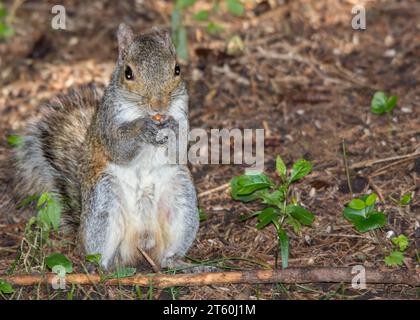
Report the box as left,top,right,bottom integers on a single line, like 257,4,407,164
0,0,419,300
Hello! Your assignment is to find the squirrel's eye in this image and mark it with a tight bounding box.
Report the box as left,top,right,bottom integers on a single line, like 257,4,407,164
174,64,181,76
125,66,134,80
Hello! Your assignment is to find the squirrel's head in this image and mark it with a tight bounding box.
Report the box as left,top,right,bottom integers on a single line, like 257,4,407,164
114,23,183,113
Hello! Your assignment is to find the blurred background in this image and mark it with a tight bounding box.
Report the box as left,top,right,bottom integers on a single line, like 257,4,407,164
0,0,419,299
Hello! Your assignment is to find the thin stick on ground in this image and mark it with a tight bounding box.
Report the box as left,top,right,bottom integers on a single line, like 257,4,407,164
350,151,420,170
342,139,353,194
369,157,416,178
137,247,160,273
367,177,385,202
4,268,419,288
198,182,230,198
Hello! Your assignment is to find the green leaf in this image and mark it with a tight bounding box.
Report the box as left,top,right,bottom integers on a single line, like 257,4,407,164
400,193,412,206
343,195,376,220
256,207,278,229
289,159,312,183
344,211,386,233
365,193,377,206
239,210,260,221
36,192,49,208
86,253,102,265
225,0,245,16
231,191,261,203
7,134,23,147
384,251,404,267
0,279,14,294
275,156,287,181
286,204,314,226
259,189,284,206
36,193,62,231
193,10,209,21
0,7,8,19
46,198,62,230
198,208,207,222
348,198,366,210
385,96,398,112
230,173,273,198
16,194,39,209
107,267,136,280
176,0,196,9
371,91,387,114
207,22,224,34
45,253,73,273
286,216,301,235
0,23,13,38
391,235,409,252
277,228,289,269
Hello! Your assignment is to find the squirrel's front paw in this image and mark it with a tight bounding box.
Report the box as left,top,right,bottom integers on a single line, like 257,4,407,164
142,118,166,145
160,116,179,134
147,116,179,145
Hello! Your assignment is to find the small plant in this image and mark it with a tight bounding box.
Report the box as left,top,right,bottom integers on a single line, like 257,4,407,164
0,4,13,39
198,208,208,222
35,192,62,235
9,192,63,274
390,192,412,207
7,134,23,148
371,91,398,115
171,0,245,60
384,234,409,267
343,193,386,233
0,279,14,295
231,156,315,269
86,253,136,280
86,253,102,266
45,253,73,273
105,267,136,280
371,91,399,135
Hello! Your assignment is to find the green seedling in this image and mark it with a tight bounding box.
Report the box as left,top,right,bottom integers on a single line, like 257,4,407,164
171,0,245,60
343,193,386,233
7,134,23,147
371,91,399,135
0,4,14,39
384,234,409,267
231,155,315,269
86,251,136,281
45,253,73,273
0,279,14,294
384,251,404,267
371,91,398,115
104,267,136,280
198,208,208,222
390,192,412,207
36,192,62,234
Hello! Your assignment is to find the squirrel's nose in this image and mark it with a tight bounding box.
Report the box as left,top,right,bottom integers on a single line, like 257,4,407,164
149,96,168,111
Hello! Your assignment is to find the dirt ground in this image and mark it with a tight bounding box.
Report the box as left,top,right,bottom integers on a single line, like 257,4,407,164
0,0,419,300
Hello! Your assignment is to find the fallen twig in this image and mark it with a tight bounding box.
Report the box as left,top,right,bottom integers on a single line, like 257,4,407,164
350,151,420,170
138,247,160,273
369,157,415,178
198,182,230,198
3,268,419,288
367,177,385,202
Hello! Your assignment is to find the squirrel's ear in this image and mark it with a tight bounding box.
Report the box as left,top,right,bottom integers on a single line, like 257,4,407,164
152,27,176,55
162,30,176,55
117,23,134,58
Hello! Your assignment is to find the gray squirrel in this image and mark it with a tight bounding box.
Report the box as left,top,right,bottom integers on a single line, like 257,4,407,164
14,24,199,271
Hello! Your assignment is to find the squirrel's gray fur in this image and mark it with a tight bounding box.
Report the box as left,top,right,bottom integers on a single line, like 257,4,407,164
14,24,199,271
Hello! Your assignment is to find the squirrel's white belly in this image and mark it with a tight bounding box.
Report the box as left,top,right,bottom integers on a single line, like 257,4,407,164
105,146,178,263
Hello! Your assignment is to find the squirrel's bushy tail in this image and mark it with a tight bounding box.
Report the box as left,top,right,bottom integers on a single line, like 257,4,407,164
14,85,102,230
